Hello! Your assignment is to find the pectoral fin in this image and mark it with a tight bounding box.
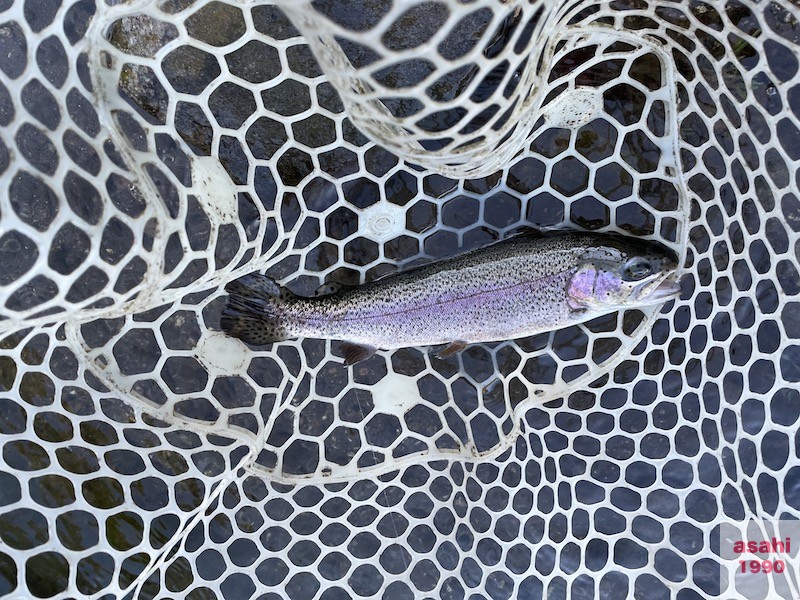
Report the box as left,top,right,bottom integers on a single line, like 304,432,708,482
435,340,468,359
340,342,377,366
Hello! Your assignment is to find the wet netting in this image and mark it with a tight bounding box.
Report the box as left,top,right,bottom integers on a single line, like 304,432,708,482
0,0,799,598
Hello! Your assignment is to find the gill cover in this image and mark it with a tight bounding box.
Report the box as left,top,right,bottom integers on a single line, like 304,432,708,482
566,239,680,310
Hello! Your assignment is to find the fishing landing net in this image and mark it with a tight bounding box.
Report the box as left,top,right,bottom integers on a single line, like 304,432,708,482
0,0,798,598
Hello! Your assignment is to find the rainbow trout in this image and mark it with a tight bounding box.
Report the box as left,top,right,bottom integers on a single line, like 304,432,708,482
221,233,680,364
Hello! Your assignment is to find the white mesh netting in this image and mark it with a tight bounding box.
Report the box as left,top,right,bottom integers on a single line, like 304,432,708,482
0,0,799,598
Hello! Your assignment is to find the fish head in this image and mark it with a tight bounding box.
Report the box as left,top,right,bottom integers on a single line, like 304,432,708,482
567,237,681,310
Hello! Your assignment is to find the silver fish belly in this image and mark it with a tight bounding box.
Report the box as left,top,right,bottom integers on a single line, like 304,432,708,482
221,233,680,364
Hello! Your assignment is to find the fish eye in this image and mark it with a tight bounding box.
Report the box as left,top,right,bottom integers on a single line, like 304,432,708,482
623,258,653,281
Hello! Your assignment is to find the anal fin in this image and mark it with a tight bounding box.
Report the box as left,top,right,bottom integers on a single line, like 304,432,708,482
435,340,468,359
340,342,377,366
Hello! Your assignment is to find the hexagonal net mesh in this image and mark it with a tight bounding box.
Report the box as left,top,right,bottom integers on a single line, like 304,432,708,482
0,0,798,598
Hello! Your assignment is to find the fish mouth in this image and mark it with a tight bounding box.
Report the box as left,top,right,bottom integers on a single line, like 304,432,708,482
638,275,682,304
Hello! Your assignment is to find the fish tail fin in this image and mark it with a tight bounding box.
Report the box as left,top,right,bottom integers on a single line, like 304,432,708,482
220,273,294,345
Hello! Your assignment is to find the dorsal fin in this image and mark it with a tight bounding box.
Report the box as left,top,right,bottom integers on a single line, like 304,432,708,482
314,281,346,297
